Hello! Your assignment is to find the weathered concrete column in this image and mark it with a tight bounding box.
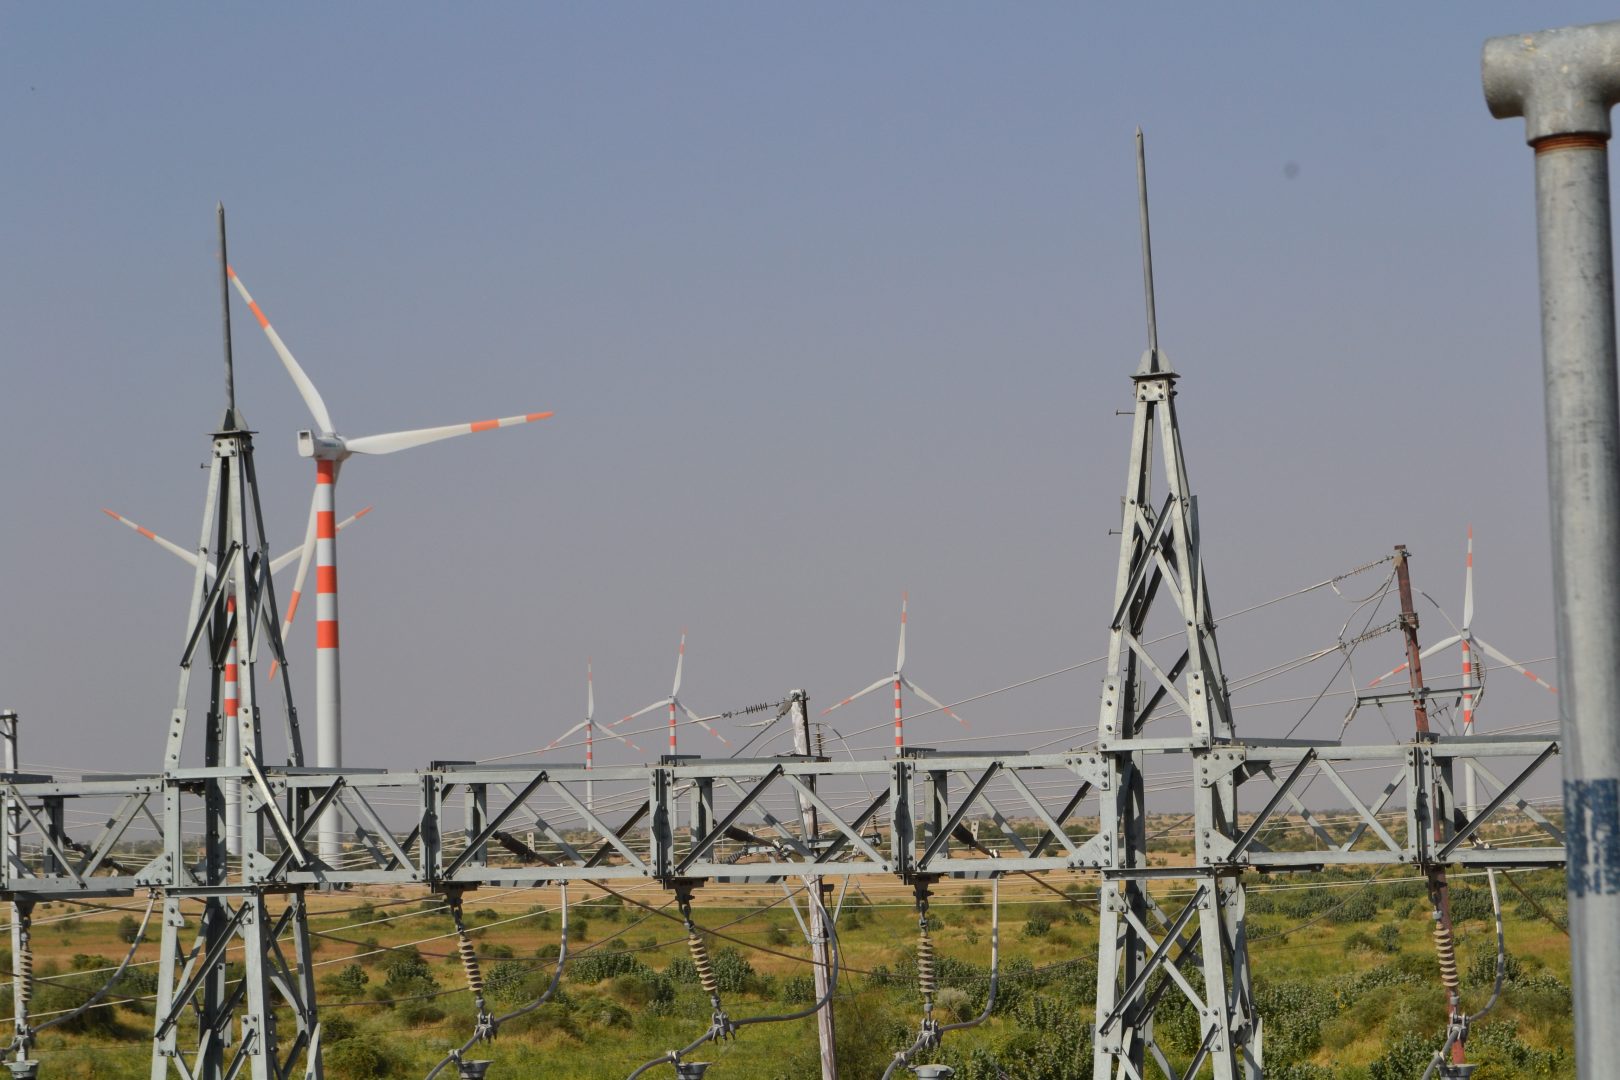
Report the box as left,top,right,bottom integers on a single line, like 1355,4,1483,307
1484,21,1620,1076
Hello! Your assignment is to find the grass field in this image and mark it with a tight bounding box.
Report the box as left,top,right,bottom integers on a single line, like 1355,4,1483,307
6,863,1573,1079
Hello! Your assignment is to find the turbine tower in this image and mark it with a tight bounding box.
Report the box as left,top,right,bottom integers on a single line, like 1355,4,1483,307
821,593,965,752
228,267,553,856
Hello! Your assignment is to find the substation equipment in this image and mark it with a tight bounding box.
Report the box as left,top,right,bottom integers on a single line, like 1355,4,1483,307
0,101,1586,1080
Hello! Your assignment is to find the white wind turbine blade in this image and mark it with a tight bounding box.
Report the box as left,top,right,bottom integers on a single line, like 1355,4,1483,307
226,267,335,433
587,659,594,723
671,631,687,697
681,701,731,747
611,699,672,728
1365,634,1461,687
102,509,203,570
343,412,553,455
902,675,968,729
820,675,893,716
1474,639,1558,694
1462,526,1476,631
266,485,322,682
896,592,908,673
269,505,373,574
1422,591,1463,639
543,720,591,753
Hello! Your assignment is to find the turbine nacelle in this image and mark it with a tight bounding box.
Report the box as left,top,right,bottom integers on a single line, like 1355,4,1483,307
296,431,349,460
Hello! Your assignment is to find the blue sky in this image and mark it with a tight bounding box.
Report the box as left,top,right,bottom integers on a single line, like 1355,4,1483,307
0,6,1600,776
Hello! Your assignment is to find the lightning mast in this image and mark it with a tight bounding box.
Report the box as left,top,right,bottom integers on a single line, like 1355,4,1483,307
148,205,321,1080
1092,132,1259,1079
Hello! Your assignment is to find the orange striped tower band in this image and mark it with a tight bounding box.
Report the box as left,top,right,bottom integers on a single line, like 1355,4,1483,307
894,677,904,751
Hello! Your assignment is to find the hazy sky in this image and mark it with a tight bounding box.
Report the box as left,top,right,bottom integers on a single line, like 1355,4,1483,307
0,6,1601,777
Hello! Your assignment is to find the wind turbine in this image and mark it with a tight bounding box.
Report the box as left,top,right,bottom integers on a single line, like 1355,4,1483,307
1367,527,1556,813
228,266,553,857
539,660,643,810
612,632,730,756
102,505,371,853
822,593,966,752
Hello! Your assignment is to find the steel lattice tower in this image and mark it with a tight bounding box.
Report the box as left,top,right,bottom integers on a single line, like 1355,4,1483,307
148,206,322,1080
1092,133,1259,1080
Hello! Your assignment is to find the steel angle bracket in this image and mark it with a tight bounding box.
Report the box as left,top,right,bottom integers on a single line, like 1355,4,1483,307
1196,746,1247,787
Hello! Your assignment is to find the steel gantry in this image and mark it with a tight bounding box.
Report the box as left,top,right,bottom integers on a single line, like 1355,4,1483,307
2,163,1570,1080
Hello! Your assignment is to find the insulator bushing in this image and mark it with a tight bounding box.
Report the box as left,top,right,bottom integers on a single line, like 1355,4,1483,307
916,931,937,997
457,930,484,996
1432,920,1460,995
688,932,719,996
17,944,33,1011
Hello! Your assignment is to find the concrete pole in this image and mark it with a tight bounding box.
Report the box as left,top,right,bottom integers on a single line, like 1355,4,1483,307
1483,21,1620,1076
789,692,837,1080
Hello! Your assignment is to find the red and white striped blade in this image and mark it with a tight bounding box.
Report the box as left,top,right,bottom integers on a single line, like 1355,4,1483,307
612,698,671,727
902,675,967,729
820,675,892,716
601,725,643,754
1365,634,1460,686
269,505,373,574
681,701,731,747
102,509,202,570
1474,638,1558,693
226,267,335,434
343,412,553,456
896,593,908,673
1462,526,1476,631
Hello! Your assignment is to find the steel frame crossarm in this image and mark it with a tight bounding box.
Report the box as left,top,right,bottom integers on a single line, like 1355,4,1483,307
1448,748,1567,845
1312,758,1404,855
781,774,889,869
1437,741,1560,858
1228,751,1317,860
677,766,784,874
443,772,548,878
812,788,889,865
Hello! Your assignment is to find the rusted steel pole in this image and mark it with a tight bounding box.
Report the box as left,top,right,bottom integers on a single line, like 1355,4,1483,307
1394,547,1465,1067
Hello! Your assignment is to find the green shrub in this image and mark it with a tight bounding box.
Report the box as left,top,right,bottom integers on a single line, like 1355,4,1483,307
484,960,534,1004
319,963,370,999
322,1013,360,1042
1368,1031,1441,1080
779,972,816,1004
324,1036,395,1079
570,944,647,984
1021,910,1053,939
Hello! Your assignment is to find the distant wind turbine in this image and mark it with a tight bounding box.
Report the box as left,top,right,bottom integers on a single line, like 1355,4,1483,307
228,266,553,856
822,593,966,752
612,632,730,756
540,660,643,809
